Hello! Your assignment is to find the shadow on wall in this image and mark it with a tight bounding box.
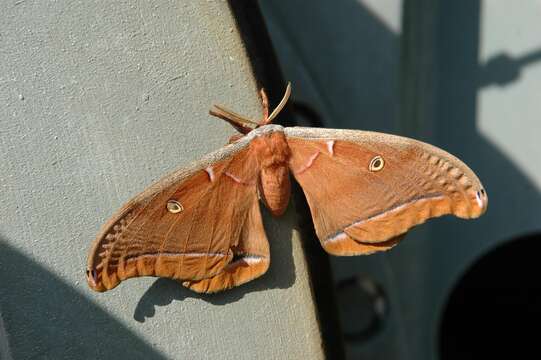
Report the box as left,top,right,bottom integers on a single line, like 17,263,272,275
428,0,541,270
259,0,401,133
0,309,11,360
263,0,541,253
400,1,541,358
262,0,541,284
0,239,167,360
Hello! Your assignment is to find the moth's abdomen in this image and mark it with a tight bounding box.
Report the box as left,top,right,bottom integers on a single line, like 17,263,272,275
260,165,291,216
251,130,291,216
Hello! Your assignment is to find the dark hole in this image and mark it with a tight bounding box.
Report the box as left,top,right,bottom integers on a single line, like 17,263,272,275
372,159,381,168
439,233,541,359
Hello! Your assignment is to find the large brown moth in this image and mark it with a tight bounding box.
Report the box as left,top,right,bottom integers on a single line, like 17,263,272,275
86,83,487,293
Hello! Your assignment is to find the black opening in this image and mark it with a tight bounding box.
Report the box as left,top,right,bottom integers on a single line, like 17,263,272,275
439,233,541,359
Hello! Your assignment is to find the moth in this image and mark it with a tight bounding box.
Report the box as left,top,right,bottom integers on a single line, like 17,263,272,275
87,83,487,293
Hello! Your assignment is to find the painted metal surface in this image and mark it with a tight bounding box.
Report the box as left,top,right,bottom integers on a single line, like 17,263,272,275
0,2,323,359
261,0,541,359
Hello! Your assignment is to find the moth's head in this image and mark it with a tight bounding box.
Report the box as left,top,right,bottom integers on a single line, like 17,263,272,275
209,83,291,140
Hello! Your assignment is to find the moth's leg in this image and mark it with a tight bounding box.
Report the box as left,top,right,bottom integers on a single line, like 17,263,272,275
181,243,269,294
322,233,404,256
259,88,270,124
228,133,244,144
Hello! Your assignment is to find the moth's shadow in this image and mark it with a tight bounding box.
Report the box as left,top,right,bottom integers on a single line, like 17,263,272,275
134,206,297,322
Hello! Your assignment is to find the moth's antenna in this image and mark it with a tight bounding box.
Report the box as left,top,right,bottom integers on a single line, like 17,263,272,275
265,82,291,124
209,104,257,134
210,82,291,132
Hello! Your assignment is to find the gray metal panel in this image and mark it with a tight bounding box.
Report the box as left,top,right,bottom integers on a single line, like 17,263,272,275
0,2,323,359
263,0,541,359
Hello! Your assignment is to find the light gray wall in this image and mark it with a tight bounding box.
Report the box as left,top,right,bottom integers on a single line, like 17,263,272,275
0,2,323,359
